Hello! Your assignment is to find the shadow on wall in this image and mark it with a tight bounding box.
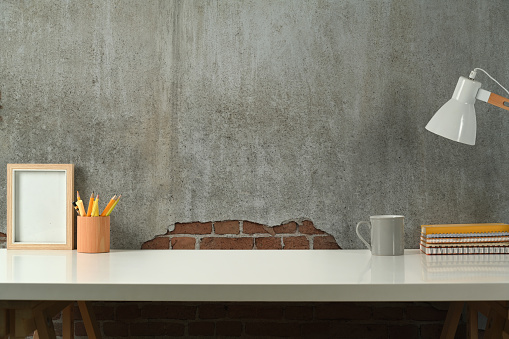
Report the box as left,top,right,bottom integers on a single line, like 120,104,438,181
141,220,341,250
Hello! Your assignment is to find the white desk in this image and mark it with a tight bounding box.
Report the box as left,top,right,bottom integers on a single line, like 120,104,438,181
1,249,508,339
0,249,508,302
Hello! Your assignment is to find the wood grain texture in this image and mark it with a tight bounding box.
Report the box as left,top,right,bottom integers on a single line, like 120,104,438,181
488,93,509,111
6,164,74,250
77,217,110,253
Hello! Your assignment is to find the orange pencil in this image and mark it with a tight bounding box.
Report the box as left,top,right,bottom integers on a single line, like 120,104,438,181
100,194,117,216
86,193,94,217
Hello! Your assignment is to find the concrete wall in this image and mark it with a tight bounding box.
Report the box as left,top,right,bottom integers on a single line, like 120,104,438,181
1,0,508,249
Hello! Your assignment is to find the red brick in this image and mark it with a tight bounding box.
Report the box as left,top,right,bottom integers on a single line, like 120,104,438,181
285,306,314,320
130,322,185,336
299,321,331,337
228,304,283,319
420,324,445,339
315,303,371,320
313,235,341,249
245,321,301,337
388,325,419,339
93,305,115,320
141,237,169,249
200,237,253,249
216,321,243,336
141,303,196,320
373,306,404,320
170,222,212,235
189,321,215,336
198,304,227,319
406,304,447,321
255,237,282,249
103,321,129,337
242,221,268,234
214,220,240,234
170,236,196,249
283,236,309,249
0,232,6,237
116,304,140,320
74,321,86,336
330,323,387,338
273,222,297,234
299,220,326,234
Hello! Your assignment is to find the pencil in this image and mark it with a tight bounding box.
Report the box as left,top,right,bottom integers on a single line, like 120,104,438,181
91,194,100,217
100,194,117,217
76,191,86,217
86,193,94,217
105,194,121,216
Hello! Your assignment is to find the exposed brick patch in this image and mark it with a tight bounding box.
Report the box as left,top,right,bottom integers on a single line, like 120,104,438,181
285,306,314,320
228,304,283,320
245,321,302,337
141,236,169,249
373,306,404,320
198,304,227,319
283,236,309,249
315,303,372,320
314,235,341,249
170,236,195,249
51,301,457,338
171,222,213,235
216,320,243,336
329,323,388,338
273,221,297,234
0,232,6,249
141,304,196,320
242,221,268,234
189,321,215,336
406,304,448,321
214,220,240,234
299,220,326,234
388,325,420,339
116,303,140,320
200,237,253,250
255,237,282,249
130,322,185,336
103,321,129,337
141,219,341,250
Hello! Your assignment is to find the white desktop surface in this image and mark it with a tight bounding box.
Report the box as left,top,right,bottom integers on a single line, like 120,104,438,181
0,249,508,302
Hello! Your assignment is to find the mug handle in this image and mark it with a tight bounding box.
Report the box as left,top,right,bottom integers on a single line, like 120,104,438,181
356,221,371,251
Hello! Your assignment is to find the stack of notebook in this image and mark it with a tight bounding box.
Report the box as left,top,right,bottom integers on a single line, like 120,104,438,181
420,223,509,255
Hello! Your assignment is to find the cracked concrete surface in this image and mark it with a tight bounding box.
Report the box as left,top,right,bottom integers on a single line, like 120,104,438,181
1,1,508,248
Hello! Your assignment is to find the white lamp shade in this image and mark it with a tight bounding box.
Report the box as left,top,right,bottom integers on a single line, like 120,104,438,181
425,76,481,145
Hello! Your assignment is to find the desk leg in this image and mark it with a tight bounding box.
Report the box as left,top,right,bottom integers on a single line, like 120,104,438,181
77,301,102,339
466,303,478,339
484,307,505,339
440,301,464,339
62,305,74,339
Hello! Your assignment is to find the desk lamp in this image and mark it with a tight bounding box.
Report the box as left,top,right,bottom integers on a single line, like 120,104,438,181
425,68,509,145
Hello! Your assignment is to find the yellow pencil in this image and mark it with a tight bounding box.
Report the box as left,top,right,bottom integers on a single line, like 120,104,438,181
86,193,94,217
76,191,86,217
100,194,117,217
91,194,100,217
105,194,121,216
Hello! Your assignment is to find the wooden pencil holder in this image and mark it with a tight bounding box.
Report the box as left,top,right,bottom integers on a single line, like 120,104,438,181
77,216,110,253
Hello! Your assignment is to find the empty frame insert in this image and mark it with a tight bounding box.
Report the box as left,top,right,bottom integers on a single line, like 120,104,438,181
7,164,74,249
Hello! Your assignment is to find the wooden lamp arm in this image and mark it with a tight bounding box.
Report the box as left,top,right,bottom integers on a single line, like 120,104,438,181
488,92,509,111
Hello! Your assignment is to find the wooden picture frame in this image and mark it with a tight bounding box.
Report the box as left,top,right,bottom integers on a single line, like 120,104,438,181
7,164,74,250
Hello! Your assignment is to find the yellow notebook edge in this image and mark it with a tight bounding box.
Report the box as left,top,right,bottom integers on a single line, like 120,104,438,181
421,223,509,234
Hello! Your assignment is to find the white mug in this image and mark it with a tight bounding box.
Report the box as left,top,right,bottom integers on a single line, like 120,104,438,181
356,215,405,256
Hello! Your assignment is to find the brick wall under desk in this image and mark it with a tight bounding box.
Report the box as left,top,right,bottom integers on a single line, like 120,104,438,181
0,222,464,339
